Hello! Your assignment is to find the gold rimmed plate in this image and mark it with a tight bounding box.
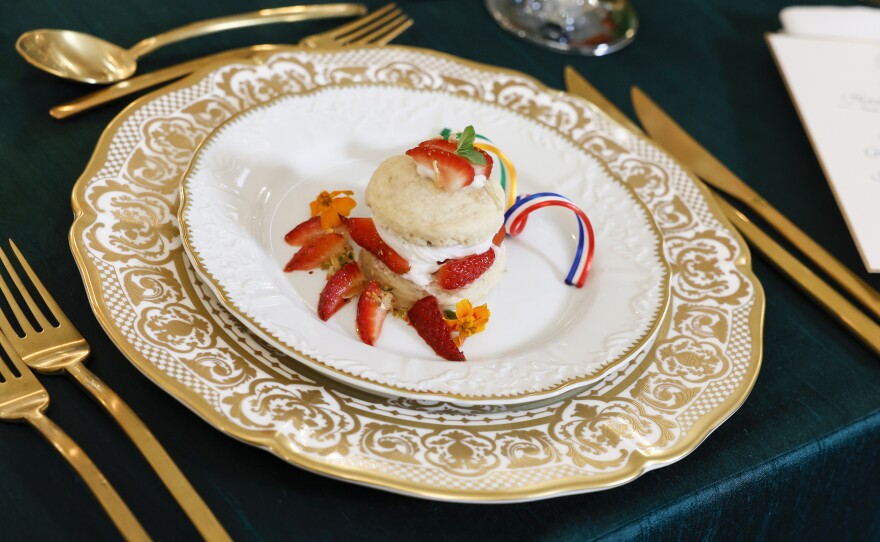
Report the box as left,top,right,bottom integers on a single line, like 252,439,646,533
177,83,670,406
70,46,763,501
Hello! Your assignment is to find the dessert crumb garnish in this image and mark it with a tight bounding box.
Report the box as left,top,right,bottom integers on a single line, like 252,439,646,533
444,299,490,347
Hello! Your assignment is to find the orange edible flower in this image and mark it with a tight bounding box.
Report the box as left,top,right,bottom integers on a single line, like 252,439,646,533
444,299,490,347
310,190,357,230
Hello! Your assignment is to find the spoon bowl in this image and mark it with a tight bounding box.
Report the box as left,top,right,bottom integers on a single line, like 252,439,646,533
14,3,367,84
17,30,137,84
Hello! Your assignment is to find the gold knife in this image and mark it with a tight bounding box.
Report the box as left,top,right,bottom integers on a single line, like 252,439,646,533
630,87,880,321
563,67,880,355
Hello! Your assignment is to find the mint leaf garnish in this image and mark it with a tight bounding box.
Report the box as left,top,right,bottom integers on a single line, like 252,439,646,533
454,125,486,166
458,149,485,164
457,125,476,150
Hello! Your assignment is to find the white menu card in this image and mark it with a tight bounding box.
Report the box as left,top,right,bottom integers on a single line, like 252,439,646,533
767,33,880,272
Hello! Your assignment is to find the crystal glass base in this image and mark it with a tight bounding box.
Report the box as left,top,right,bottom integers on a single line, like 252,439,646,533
485,0,638,56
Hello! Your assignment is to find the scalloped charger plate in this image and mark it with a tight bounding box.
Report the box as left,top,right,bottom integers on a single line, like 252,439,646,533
178,85,671,405
70,46,763,502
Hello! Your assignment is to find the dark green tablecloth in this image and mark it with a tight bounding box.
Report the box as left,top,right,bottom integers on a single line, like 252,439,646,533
1,0,879,540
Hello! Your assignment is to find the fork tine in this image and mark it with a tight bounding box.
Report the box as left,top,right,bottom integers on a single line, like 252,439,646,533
357,16,413,46
337,7,402,43
323,3,397,38
372,17,414,46
0,242,53,332
0,334,20,380
0,246,40,337
9,241,66,328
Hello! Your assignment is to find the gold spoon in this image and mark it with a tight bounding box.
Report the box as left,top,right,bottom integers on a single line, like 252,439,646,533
15,3,366,84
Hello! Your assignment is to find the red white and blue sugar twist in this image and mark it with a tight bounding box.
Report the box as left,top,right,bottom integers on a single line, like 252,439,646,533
504,192,595,288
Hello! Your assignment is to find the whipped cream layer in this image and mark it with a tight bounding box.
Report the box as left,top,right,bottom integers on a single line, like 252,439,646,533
373,218,498,287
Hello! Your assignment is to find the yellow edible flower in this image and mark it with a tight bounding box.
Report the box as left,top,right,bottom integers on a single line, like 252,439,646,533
310,190,357,230
445,299,490,347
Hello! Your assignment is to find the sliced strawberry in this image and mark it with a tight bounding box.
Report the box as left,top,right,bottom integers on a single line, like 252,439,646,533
356,281,389,346
417,138,493,177
472,149,494,177
435,249,496,290
407,295,465,361
285,216,348,246
284,216,324,246
284,233,348,272
347,218,411,274
318,261,366,320
405,147,475,191
417,138,457,153
492,225,506,247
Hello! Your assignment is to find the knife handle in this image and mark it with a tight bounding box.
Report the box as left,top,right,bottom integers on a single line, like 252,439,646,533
68,362,231,541
747,194,880,321
719,197,880,354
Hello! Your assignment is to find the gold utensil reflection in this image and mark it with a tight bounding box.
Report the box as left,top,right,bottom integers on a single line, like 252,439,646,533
51,3,414,119
563,67,880,355
0,241,230,541
0,329,149,541
16,3,368,84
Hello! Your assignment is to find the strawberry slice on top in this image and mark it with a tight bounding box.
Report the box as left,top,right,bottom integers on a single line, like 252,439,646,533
407,295,466,361
405,146,474,191
405,126,493,191
417,138,457,153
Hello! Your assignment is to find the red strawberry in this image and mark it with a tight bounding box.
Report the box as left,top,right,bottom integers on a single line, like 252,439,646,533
405,146,475,191
285,216,348,246
407,295,465,361
472,149,494,177
435,249,496,290
492,225,506,247
347,218,411,274
417,138,457,153
417,139,493,177
284,233,348,272
356,281,389,346
318,261,366,320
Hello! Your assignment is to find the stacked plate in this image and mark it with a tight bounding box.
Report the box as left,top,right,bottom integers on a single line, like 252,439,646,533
71,46,763,502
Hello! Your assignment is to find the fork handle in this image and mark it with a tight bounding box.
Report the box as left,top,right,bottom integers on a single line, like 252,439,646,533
67,363,231,542
26,412,150,542
50,45,271,119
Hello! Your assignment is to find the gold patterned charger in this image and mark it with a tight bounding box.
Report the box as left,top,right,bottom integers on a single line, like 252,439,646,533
70,46,764,501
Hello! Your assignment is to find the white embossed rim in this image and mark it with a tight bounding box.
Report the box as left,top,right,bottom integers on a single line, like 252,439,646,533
179,84,671,405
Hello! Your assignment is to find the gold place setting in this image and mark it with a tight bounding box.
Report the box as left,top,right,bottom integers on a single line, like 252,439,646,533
3,0,880,539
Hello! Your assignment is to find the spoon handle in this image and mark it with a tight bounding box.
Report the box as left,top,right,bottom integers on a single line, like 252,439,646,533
127,3,366,58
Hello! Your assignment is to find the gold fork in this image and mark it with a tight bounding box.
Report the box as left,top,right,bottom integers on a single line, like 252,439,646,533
0,241,229,541
0,330,149,541
51,3,414,119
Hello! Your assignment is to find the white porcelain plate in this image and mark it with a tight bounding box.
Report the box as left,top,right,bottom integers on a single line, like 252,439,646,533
179,85,669,405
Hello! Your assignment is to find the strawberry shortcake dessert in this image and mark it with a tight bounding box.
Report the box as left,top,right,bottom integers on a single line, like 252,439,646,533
353,127,506,310
283,126,509,361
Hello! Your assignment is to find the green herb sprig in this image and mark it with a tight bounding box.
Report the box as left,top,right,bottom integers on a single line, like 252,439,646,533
453,125,486,166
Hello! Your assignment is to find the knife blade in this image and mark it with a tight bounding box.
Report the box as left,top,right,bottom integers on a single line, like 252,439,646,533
563,66,642,135
631,86,880,321
563,67,880,355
